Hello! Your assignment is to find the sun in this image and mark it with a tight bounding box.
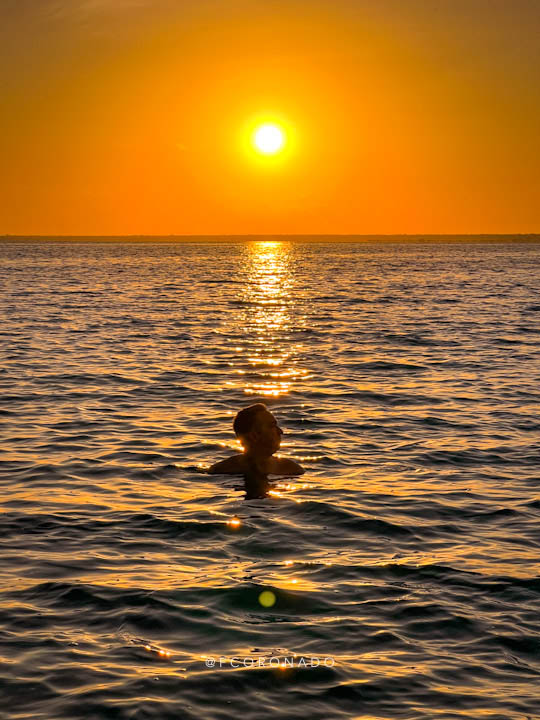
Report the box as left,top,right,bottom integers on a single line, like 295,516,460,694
252,123,285,155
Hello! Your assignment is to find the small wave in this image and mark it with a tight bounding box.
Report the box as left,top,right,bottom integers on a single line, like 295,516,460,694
380,332,441,347
348,389,444,406
339,360,426,372
284,501,416,538
414,446,540,467
0,511,241,542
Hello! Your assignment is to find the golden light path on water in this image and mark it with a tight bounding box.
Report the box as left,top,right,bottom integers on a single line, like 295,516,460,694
236,241,310,398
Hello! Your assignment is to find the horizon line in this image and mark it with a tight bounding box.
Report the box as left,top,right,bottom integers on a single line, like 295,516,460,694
2,232,540,240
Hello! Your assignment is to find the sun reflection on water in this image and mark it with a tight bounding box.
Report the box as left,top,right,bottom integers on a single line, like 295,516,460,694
236,241,309,397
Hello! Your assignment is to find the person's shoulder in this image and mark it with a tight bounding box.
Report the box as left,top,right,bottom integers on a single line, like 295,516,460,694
275,457,305,475
208,454,246,475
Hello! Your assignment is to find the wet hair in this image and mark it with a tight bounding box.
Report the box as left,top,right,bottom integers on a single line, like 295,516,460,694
233,403,268,438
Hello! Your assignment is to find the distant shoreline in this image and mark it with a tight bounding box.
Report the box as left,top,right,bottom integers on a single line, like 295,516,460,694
1,234,540,243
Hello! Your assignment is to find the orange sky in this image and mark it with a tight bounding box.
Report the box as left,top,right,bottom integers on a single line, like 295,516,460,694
1,0,539,235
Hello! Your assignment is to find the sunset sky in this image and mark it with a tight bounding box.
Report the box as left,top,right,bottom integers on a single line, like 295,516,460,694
1,0,539,235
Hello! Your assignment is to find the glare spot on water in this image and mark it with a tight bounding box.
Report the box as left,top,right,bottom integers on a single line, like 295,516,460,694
258,590,276,607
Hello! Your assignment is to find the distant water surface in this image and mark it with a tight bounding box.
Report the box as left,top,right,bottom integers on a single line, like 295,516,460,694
1,238,539,719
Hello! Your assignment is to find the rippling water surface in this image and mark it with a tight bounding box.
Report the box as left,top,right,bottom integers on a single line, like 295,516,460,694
1,238,540,720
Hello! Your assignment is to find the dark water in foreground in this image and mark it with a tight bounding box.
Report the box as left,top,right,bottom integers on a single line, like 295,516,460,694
1,238,540,720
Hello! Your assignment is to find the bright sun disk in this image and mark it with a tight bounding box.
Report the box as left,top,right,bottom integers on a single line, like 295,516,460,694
253,123,285,155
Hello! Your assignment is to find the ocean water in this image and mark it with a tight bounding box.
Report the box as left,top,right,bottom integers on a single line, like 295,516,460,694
1,237,539,720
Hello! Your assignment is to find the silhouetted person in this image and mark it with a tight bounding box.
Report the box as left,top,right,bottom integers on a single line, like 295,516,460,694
208,404,304,495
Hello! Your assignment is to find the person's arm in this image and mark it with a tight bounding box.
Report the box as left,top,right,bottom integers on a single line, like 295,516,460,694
207,455,244,474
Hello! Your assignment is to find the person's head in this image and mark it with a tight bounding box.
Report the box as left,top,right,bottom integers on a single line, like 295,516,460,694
233,403,283,457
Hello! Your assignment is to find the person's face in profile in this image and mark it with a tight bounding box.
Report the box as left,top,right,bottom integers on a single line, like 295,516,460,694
245,409,283,456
